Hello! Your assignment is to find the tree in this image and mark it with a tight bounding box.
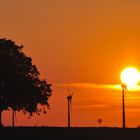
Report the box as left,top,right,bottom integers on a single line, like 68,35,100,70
0,38,52,126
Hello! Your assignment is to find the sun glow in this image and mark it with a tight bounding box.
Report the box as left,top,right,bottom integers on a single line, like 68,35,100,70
120,67,140,87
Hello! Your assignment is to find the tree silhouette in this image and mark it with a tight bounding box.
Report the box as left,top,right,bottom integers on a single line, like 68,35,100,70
0,38,52,126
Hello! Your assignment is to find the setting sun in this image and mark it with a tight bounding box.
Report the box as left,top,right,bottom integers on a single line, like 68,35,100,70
120,67,140,87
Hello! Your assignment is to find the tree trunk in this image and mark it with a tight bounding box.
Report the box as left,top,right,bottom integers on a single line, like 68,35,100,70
0,110,3,127
12,109,15,127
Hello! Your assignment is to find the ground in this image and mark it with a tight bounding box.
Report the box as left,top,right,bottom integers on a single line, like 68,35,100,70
1,127,140,140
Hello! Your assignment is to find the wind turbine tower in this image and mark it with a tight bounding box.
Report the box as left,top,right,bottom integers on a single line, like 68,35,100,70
67,87,73,128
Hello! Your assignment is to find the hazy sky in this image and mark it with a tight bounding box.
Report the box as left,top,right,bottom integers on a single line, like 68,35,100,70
1,0,140,127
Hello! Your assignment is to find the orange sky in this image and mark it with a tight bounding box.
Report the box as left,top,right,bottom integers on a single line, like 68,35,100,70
1,0,140,127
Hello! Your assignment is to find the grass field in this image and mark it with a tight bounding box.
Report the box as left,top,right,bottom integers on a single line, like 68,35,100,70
1,127,140,140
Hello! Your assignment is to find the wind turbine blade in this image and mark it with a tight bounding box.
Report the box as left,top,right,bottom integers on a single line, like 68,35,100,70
71,92,74,97
68,86,70,96
126,89,129,93
125,87,128,93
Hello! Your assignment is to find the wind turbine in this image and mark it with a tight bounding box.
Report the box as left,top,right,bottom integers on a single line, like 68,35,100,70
67,87,73,128
121,83,127,128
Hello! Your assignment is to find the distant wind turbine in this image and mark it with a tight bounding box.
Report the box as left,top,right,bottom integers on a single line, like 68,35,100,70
67,87,73,128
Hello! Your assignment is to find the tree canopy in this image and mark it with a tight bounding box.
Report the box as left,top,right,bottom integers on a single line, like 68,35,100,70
0,38,52,120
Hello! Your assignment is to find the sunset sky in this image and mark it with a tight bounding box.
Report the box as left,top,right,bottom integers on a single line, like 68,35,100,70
1,0,140,127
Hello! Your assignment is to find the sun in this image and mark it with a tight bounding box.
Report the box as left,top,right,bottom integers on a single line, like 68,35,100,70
120,67,140,87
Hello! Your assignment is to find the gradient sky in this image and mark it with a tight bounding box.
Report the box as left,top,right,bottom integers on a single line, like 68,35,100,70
1,0,140,127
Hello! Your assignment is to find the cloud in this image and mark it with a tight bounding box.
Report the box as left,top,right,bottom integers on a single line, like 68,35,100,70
75,104,110,109
54,83,120,89
54,83,140,92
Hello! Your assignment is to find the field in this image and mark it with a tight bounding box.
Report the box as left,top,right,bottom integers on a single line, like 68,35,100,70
1,127,140,140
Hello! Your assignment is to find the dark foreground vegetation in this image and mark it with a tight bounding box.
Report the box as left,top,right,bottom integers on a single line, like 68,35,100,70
1,127,140,140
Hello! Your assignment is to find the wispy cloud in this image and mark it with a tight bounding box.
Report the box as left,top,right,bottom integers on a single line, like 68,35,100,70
75,104,110,109
54,83,140,92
